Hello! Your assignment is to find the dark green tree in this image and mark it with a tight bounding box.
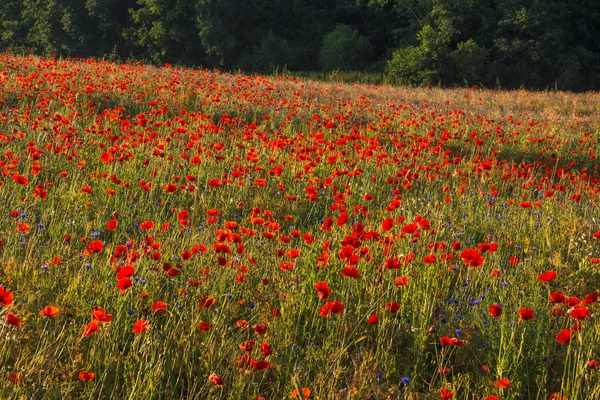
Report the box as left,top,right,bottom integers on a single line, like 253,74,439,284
128,0,206,65
385,24,450,85
0,0,24,49
319,24,373,71
0,0,598,90
238,32,296,73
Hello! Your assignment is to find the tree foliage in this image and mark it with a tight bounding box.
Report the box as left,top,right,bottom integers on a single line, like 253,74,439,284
319,24,372,71
0,0,598,90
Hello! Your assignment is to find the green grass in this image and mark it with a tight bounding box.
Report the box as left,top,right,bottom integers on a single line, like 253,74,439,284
0,53,599,399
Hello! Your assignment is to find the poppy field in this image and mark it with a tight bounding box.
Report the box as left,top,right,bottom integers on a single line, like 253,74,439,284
1,52,600,400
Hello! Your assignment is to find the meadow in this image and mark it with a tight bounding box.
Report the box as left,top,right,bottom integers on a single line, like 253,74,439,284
0,52,599,399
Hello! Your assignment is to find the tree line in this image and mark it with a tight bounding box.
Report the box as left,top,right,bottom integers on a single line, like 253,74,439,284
1,0,599,91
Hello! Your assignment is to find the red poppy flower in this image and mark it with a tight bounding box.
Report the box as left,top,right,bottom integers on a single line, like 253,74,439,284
199,295,216,310
286,248,301,258
6,312,21,328
107,219,118,230
116,265,135,279
336,213,348,226
460,248,485,267
564,296,580,307
477,243,498,253
314,282,331,300
39,306,60,317
494,378,511,389
251,359,270,370
439,337,452,346
549,292,565,303
151,301,167,314
279,261,295,271
440,387,454,400
239,340,254,352
319,300,344,317
253,324,266,335
84,240,103,256
208,178,221,188
367,314,379,324
11,173,28,186
140,221,155,230
386,302,401,313
440,336,463,346
488,304,502,318
82,320,99,337
8,372,24,384
133,319,148,334
0,286,14,306
209,374,224,386
116,277,132,292
584,291,598,304
381,218,394,232
423,254,437,263
518,307,535,322
384,258,400,269
538,270,557,283
340,267,359,279
292,388,311,399
91,307,112,322
588,360,599,369
320,217,333,231
163,183,178,193
16,223,30,234
556,329,571,344
303,233,314,244
78,371,95,382
401,223,419,234
398,251,416,268
568,306,590,320
393,276,409,287
192,320,209,332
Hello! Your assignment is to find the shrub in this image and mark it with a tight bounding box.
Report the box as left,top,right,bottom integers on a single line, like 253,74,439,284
319,24,372,71
239,32,295,73
449,39,488,85
385,24,448,86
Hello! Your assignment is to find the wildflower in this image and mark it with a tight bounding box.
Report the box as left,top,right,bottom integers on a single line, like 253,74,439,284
460,249,485,267
6,312,21,327
133,319,148,334
0,286,14,306
488,304,502,319
556,329,571,344
538,270,557,283
494,378,511,389
78,371,95,382
518,307,535,322
39,306,60,317
314,282,331,300
319,300,344,317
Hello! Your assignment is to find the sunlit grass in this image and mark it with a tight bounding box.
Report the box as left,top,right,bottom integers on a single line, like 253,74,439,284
0,52,599,399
